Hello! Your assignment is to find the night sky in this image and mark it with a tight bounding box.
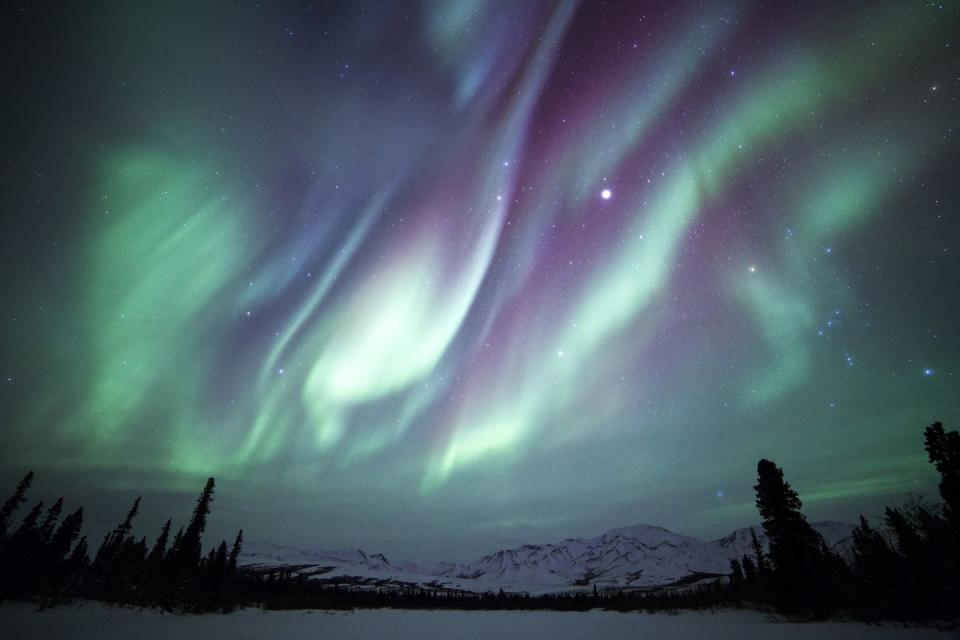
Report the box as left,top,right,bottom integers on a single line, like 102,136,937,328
2,1,959,562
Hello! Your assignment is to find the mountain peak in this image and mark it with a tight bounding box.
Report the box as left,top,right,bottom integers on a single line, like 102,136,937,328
240,520,855,594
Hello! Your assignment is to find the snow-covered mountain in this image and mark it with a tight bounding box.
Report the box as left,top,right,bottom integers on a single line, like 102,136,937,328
240,542,397,574
239,521,854,594
437,525,727,591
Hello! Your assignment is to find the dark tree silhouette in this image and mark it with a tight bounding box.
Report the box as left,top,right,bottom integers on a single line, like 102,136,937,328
177,478,214,567
48,507,84,564
741,554,757,585
754,459,835,612
0,471,34,543
88,497,142,601
228,529,243,573
10,501,44,545
147,518,171,570
755,460,823,571
38,497,64,544
729,558,744,583
924,422,960,518
3,501,44,596
748,528,768,577
67,536,89,569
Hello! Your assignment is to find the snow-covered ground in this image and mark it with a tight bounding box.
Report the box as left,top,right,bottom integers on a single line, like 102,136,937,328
0,602,950,640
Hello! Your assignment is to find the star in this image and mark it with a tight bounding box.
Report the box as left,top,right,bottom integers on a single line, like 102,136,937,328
923,368,935,377
600,188,612,200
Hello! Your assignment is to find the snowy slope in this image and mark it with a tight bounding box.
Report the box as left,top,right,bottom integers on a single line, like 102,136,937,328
438,524,729,590
240,542,381,568
239,521,854,594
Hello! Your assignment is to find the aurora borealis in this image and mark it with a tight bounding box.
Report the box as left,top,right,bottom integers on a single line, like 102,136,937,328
2,1,959,561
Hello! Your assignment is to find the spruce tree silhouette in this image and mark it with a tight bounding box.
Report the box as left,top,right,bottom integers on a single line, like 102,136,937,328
753,459,831,612
748,528,768,577
38,497,64,543
67,536,89,569
43,507,84,601
849,515,896,613
178,478,214,567
49,507,84,564
169,478,215,608
147,518,171,570
740,554,757,588
924,422,960,518
4,501,44,597
228,529,243,573
0,470,34,543
89,497,141,601
729,558,744,584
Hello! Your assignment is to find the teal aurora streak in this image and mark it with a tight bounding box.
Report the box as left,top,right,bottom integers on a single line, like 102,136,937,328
1,1,958,560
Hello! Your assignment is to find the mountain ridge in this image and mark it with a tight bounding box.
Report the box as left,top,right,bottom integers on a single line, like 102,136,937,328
239,520,854,594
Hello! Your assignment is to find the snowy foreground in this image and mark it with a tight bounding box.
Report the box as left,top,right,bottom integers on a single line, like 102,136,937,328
1,603,951,640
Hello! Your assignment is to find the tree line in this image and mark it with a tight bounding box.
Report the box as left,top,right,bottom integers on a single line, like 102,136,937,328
0,475,244,611
0,421,957,619
722,421,959,620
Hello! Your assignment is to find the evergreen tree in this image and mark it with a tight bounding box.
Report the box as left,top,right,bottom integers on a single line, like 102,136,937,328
0,471,34,543
755,460,825,571
729,558,744,584
166,526,184,563
741,554,757,585
851,516,889,576
849,515,897,611
48,507,84,564
89,497,142,601
748,528,768,577
883,506,924,561
116,498,141,541
204,546,217,570
147,519,171,569
214,540,228,572
3,501,44,596
95,497,141,566
38,497,64,543
177,478,215,568
228,529,243,573
924,422,960,518
10,501,44,545
40,507,84,601
143,519,172,605
67,536,89,568
59,536,90,600
754,459,834,611
166,478,216,609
